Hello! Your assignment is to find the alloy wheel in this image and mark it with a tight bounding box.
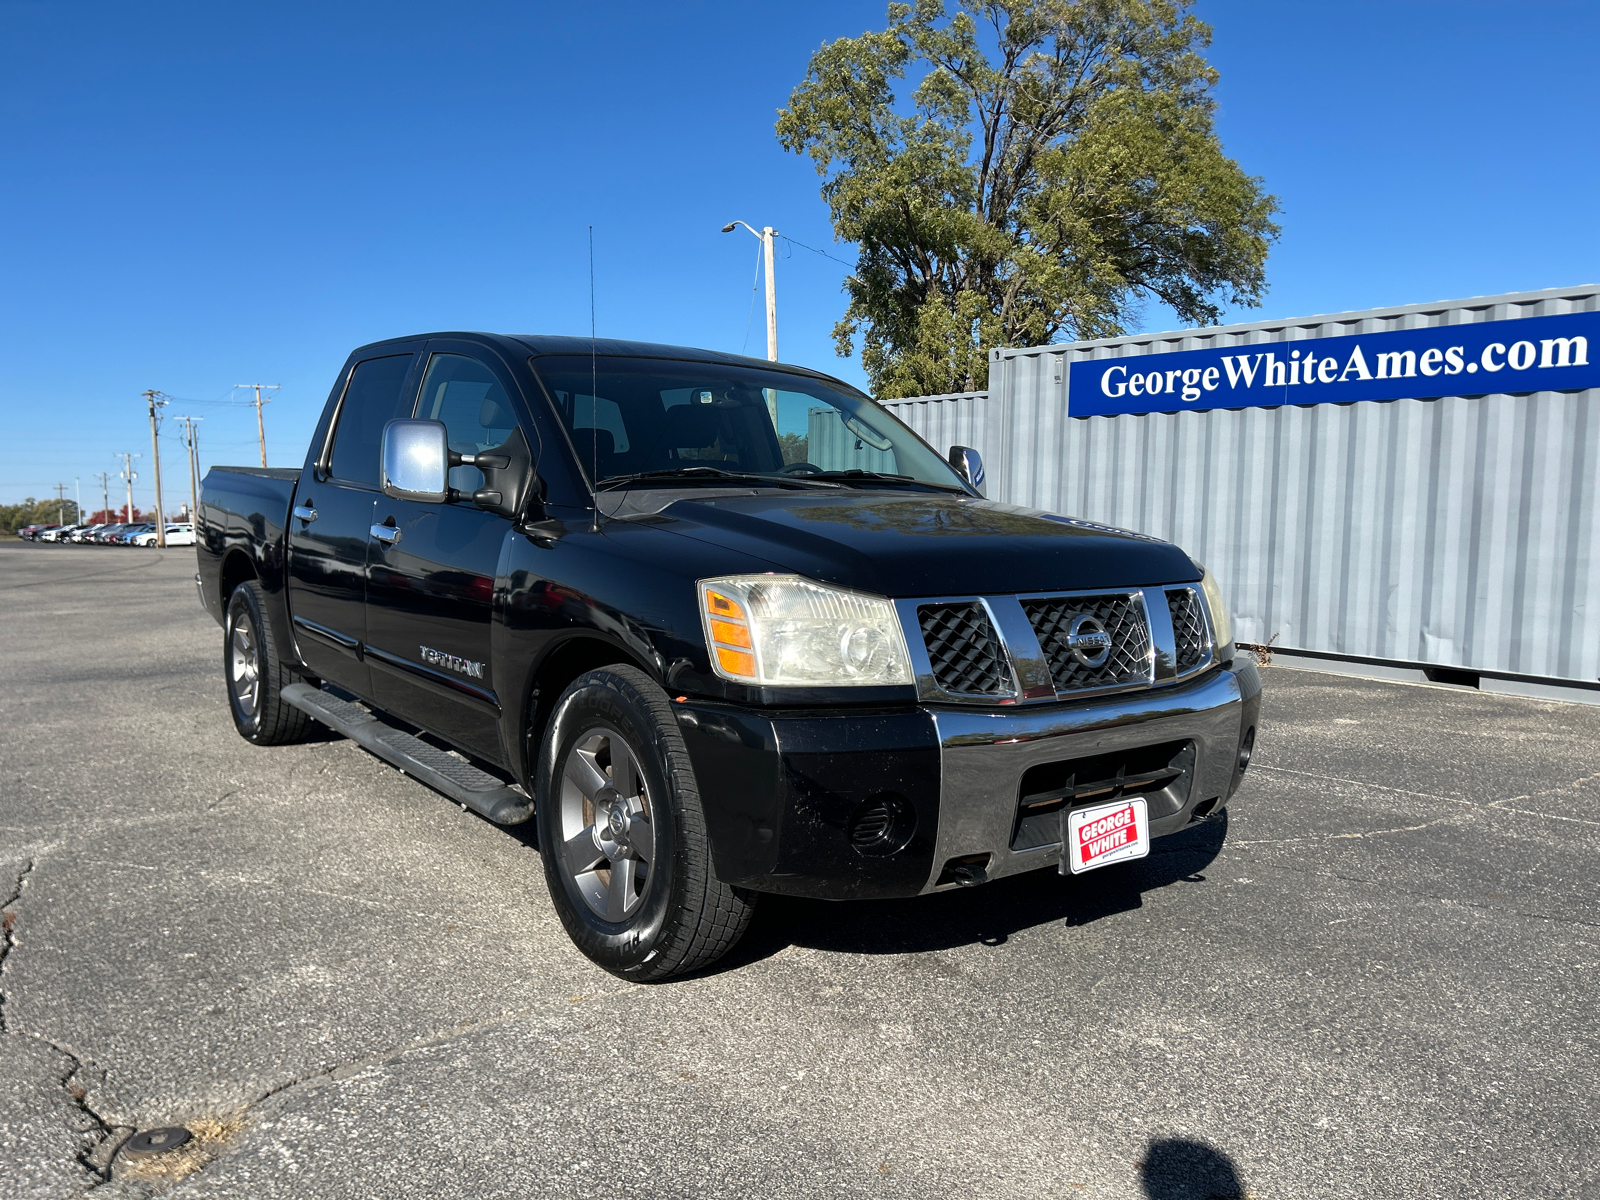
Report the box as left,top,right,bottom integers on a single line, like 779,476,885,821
557,726,654,922
229,616,260,720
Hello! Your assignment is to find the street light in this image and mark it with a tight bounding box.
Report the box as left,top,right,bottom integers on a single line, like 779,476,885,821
723,220,778,362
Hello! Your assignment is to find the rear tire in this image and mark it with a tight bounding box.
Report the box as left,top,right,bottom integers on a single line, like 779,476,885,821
536,666,755,981
225,581,310,745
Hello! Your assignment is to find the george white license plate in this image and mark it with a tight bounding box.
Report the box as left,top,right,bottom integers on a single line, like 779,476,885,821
1064,797,1150,874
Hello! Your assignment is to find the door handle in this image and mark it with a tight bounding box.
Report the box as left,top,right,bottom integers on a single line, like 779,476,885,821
369,523,402,546
292,504,318,523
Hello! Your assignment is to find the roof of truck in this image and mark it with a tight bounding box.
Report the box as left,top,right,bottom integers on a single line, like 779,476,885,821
346,332,859,391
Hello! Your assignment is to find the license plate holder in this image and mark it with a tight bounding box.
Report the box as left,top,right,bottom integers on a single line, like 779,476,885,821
1061,797,1150,874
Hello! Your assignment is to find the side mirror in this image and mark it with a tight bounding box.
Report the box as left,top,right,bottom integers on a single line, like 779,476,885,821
382,420,449,503
948,445,985,497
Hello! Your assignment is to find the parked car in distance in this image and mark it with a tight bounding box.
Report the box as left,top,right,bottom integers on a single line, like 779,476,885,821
21,524,61,541
133,524,195,547
112,524,153,545
70,525,105,542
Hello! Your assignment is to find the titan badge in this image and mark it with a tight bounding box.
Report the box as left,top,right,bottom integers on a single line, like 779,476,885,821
419,645,486,679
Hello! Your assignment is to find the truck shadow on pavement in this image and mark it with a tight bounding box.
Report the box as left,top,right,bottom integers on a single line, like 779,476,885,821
714,811,1230,971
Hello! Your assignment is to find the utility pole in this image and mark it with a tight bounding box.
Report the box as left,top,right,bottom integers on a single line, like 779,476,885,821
144,390,169,547
54,483,68,526
721,221,779,361
175,416,203,525
95,472,110,524
75,477,81,526
119,453,140,525
236,384,279,467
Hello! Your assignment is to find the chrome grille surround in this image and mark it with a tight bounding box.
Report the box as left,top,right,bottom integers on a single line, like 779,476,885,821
896,584,1215,706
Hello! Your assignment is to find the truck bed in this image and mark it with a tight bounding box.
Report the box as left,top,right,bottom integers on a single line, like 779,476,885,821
196,465,302,631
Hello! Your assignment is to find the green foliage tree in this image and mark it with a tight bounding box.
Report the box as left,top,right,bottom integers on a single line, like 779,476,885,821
777,0,1280,398
0,497,81,536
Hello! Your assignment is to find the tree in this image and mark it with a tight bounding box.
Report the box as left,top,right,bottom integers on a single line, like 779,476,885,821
777,0,1280,398
0,497,82,536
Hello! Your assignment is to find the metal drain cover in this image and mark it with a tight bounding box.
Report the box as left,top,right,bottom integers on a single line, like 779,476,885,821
122,1127,192,1158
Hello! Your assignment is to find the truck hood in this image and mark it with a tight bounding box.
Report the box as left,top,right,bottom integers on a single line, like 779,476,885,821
625,490,1199,597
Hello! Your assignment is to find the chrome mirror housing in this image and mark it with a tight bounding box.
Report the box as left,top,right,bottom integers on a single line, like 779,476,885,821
948,445,986,496
381,420,450,503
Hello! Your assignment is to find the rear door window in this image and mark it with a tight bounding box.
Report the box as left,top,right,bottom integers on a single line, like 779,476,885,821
326,354,415,486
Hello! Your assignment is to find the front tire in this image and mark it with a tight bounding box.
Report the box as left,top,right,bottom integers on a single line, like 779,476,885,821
537,666,755,981
225,581,310,745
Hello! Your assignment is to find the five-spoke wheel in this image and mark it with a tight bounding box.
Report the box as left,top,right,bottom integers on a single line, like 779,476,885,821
536,666,756,981
223,580,309,745
558,727,654,921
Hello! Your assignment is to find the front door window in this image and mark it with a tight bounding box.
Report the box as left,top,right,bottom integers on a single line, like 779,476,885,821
415,354,520,492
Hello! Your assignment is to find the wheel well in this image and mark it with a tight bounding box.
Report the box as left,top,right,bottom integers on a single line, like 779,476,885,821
220,550,257,610
525,637,651,776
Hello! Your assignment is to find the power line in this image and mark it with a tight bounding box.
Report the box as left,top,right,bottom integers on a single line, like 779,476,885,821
740,240,762,355
778,234,856,269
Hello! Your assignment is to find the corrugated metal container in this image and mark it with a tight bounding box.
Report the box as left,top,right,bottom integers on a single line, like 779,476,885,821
882,286,1600,690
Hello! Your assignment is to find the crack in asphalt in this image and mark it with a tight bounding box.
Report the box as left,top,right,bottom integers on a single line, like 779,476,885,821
1252,764,1476,808
0,857,36,1034
2,849,620,1193
155,981,648,1187
0,859,135,1185
1488,771,1600,826
1255,762,1600,827
37,1036,135,1187
1227,815,1457,847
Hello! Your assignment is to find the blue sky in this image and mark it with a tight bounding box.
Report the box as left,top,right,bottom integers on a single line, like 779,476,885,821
3,0,1596,510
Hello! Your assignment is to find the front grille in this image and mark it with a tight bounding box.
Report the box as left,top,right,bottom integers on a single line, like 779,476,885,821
916,602,1010,696
1022,593,1150,694
1167,587,1209,674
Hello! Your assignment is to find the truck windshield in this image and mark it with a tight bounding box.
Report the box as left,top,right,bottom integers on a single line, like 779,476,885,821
531,356,967,492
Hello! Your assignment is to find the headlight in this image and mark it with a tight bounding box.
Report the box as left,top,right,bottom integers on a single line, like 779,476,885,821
699,574,911,687
1197,564,1234,651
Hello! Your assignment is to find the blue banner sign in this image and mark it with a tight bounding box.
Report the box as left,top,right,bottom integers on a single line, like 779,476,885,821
1069,310,1599,418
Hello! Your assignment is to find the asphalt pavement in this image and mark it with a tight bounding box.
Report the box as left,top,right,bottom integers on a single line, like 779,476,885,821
1,541,1596,1199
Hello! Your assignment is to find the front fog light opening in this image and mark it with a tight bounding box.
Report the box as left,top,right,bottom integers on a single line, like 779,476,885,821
1236,726,1256,776
847,793,916,857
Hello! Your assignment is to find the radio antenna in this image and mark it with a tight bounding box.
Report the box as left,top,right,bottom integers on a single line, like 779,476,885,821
589,224,598,531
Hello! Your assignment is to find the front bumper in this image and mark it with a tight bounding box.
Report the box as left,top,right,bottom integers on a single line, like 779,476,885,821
922,655,1259,892
677,657,1260,901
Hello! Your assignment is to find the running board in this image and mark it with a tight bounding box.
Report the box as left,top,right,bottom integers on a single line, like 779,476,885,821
280,682,534,825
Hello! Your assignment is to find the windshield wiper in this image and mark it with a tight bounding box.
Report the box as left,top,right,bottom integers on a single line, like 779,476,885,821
596,466,833,491
806,469,965,492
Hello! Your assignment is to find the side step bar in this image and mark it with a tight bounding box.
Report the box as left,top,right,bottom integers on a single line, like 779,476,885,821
280,683,534,825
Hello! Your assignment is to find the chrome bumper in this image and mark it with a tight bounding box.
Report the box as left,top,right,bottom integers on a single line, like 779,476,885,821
920,657,1259,893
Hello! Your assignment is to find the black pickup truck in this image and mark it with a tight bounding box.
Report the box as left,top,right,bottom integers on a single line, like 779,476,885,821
197,333,1260,980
